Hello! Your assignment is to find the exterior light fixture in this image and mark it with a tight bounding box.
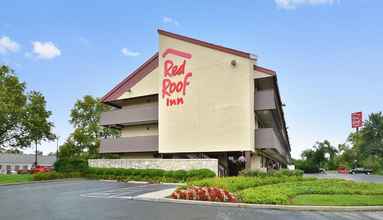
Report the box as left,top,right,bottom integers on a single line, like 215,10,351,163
230,60,237,67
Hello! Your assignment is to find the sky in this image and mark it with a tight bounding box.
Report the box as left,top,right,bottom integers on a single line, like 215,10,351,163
0,0,382,158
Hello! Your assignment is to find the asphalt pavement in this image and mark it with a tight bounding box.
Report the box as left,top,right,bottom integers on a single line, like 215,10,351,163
305,172,383,183
1,180,383,220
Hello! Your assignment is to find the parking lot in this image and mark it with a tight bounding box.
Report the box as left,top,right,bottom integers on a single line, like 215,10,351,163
305,172,383,183
1,180,383,220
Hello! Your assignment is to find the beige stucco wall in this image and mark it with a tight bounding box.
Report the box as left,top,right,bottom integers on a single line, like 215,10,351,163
121,124,158,137
118,67,159,100
158,34,255,153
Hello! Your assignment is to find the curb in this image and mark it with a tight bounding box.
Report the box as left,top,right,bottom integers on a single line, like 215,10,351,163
0,178,87,187
131,196,383,212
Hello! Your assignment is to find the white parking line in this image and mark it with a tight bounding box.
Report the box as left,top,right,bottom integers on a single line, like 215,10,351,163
80,184,157,199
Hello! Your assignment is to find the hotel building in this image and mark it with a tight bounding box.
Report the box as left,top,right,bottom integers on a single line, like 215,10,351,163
98,30,291,175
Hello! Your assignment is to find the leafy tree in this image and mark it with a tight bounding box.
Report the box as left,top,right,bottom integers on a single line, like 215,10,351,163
24,91,56,164
348,112,383,171
296,140,339,172
336,143,357,168
357,112,383,157
0,66,29,149
59,95,119,159
0,65,55,154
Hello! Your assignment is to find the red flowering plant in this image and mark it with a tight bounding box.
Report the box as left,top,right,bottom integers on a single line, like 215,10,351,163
170,186,237,203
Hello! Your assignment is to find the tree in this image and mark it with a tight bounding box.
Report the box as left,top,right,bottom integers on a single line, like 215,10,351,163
357,112,383,157
24,91,56,165
349,112,383,171
296,140,339,172
0,65,55,153
0,66,29,149
59,95,119,159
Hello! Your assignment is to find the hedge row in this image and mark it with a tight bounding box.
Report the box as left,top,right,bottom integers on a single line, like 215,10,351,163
32,171,83,181
85,167,216,183
188,175,313,192
54,159,89,173
239,169,303,177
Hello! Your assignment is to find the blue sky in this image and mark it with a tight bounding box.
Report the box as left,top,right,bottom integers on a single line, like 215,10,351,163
1,0,382,158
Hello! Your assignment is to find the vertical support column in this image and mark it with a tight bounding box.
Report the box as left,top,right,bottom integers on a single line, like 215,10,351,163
245,151,252,170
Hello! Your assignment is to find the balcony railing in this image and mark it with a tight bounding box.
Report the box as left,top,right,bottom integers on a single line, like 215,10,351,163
100,102,158,126
254,89,276,111
100,136,158,153
255,128,288,157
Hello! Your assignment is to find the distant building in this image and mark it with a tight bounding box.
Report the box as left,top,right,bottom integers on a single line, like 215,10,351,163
0,154,56,174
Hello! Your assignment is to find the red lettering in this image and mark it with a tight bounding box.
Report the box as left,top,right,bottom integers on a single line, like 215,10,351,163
182,72,192,96
166,97,184,106
164,60,186,77
177,60,186,75
162,79,171,98
162,49,192,107
176,81,183,92
164,60,173,77
169,82,177,93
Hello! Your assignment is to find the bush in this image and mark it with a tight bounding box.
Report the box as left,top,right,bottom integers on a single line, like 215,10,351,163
32,171,82,181
84,168,215,183
239,169,303,177
171,186,237,203
294,159,320,173
54,159,89,173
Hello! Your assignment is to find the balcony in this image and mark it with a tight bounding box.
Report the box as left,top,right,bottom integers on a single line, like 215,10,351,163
255,128,288,160
99,136,158,153
100,102,158,127
254,89,276,111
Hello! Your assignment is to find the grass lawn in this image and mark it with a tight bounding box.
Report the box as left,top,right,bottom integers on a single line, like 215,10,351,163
292,194,383,206
237,179,383,204
0,174,33,184
187,176,315,192
187,176,383,206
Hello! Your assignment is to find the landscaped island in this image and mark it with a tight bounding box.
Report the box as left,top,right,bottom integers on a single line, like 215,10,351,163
183,170,383,206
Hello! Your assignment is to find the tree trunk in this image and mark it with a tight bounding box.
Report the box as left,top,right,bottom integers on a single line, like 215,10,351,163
34,141,38,167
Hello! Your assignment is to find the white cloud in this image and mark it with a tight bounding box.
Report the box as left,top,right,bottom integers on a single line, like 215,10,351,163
275,0,337,9
32,41,61,59
162,16,180,26
121,48,140,57
0,36,20,54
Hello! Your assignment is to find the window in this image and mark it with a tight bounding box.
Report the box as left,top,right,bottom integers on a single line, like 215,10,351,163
15,165,20,171
23,165,28,170
0,165,2,170
6,165,11,171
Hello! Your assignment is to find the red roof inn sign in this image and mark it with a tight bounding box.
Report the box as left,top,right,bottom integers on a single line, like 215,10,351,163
161,48,193,107
351,112,363,128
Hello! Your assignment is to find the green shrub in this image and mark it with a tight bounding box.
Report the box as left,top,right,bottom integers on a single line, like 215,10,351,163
32,171,82,181
294,159,320,173
239,169,303,177
54,159,89,173
188,175,315,192
84,168,215,183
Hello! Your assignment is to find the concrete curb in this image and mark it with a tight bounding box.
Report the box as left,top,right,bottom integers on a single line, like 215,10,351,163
131,190,383,212
0,178,87,187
